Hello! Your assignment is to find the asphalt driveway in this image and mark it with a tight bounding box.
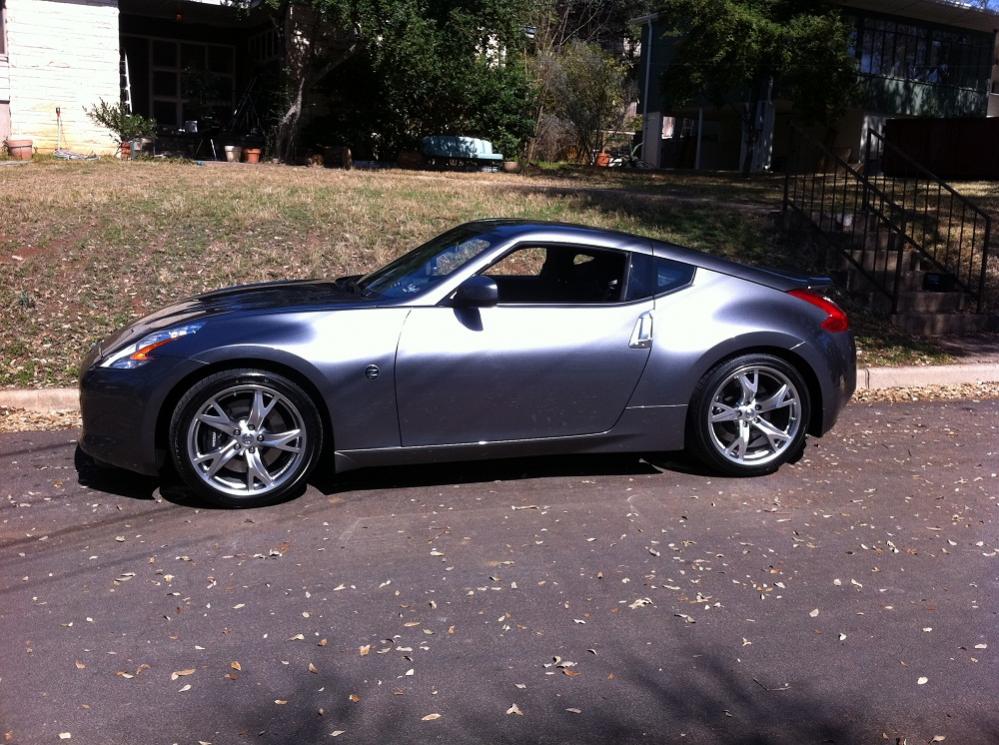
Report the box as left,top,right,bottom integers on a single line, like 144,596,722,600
1,399,997,744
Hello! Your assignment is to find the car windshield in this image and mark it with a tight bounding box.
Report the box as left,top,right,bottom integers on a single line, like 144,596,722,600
355,226,498,299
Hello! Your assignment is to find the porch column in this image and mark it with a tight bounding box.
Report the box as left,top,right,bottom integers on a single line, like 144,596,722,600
642,110,663,168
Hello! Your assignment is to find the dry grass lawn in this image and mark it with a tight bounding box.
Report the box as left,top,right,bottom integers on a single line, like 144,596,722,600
0,159,945,388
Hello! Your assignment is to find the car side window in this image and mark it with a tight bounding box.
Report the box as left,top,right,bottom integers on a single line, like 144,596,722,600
625,254,695,301
484,245,628,304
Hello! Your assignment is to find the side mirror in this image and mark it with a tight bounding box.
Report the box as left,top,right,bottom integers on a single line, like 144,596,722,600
452,276,499,307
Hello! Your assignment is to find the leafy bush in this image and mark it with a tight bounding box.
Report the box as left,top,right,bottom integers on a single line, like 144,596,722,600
86,100,157,144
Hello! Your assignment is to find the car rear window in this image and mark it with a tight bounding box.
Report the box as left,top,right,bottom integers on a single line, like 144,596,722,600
625,254,695,301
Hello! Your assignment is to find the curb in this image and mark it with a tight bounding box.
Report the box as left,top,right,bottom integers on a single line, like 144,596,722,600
2,362,998,414
0,388,78,411
858,362,999,390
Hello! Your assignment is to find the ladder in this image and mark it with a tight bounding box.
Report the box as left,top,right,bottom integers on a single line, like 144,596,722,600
120,52,132,112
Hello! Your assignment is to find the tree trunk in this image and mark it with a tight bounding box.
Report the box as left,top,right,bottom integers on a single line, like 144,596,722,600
275,74,307,163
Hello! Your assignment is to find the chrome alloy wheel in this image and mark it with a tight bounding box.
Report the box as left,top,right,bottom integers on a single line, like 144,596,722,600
186,383,307,498
706,365,802,466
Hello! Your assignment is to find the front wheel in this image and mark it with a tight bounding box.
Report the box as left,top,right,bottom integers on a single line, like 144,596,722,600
687,354,810,476
169,369,324,507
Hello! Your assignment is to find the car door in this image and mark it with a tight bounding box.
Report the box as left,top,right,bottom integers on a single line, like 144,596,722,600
394,243,655,446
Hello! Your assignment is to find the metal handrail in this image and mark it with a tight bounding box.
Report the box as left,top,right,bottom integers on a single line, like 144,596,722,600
783,124,909,312
866,130,989,222
867,129,991,313
784,123,991,314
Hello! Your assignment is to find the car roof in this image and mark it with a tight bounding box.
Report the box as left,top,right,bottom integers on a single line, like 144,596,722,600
458,219,817,292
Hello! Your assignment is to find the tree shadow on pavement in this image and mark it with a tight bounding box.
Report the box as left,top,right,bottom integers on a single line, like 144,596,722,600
194,644,919,745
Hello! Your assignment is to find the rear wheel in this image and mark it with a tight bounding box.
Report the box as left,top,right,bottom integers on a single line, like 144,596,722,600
687,354,810,476
169,369,323,507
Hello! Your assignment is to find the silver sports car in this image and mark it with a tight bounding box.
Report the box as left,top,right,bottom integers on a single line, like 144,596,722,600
79,220,856,507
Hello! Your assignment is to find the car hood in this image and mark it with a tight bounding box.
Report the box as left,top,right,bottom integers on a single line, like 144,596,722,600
96,279,369,356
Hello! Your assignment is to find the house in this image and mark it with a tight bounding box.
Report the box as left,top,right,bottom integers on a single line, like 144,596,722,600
0,0,277,155
636,0,999,171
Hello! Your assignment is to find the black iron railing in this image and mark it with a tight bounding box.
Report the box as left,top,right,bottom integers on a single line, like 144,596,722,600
783,125,992,314
783,126,910,313
864,129,991,313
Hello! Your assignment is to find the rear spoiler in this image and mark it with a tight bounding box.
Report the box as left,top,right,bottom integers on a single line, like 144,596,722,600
748,267,834,292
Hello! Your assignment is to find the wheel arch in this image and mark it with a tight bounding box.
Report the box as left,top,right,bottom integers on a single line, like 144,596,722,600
155,357,334,459
689,344,825,437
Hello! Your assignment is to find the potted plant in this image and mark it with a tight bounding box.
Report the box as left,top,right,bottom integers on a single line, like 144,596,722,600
4,138,34,160
494,133,524,174
85,100,156,159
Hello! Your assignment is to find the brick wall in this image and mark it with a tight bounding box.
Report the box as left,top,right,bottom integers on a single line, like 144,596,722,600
6,0,120,154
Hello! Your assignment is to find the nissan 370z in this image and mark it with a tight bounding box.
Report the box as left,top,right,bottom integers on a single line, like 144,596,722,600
79,220,856,507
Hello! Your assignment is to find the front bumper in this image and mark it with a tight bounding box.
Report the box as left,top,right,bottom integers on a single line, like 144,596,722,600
78,355,206,476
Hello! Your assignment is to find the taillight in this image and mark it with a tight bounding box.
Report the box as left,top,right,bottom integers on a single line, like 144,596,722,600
788,289,849,332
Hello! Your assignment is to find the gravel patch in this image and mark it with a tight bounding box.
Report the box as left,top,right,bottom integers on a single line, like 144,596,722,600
852,381,999,403
0,406,81,433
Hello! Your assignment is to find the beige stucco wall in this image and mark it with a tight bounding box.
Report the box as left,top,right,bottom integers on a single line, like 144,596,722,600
6,0,120,154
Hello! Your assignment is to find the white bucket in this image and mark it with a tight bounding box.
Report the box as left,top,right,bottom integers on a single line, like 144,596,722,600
224,145,242,163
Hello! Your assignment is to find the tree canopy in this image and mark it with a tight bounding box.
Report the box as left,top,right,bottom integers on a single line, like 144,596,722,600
657,0,858,128
248,0,537,160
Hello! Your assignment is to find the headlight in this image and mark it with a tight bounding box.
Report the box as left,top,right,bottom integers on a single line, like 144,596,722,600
100,323,204,369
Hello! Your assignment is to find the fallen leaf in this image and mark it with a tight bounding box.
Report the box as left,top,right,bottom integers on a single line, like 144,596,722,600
74,660,86,670
506,703,524,716
917,676,929,685
566,708,582,714
58,734,71,740
178,684,191,692
421,713,441,721
308,662,318,674
839,633,847,641
359,645,370,656
932,737,946,742
974,644,987,650
171,668,196,681
230,661,241,671
562,669,581,677
115,671,134,679
114,536,126,542
288,633,305,641
275,699,288,705
809,609,820,618
330,731,345,737
349,694,360,702
318,639,328,647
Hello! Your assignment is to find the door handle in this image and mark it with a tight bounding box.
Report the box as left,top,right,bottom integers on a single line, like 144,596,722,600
629,311,654,349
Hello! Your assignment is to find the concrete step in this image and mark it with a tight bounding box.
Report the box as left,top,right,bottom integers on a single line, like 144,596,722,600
868,291,966,314
890,312,998,336
842,247,927,274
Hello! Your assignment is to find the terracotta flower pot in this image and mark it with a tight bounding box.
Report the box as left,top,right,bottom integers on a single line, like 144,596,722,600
120,142,131,160
502,160,521,174
243,147,262,164
5,138,33,160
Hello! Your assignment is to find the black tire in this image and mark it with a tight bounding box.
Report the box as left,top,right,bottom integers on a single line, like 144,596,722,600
169,368,324,507
686,353,810,477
